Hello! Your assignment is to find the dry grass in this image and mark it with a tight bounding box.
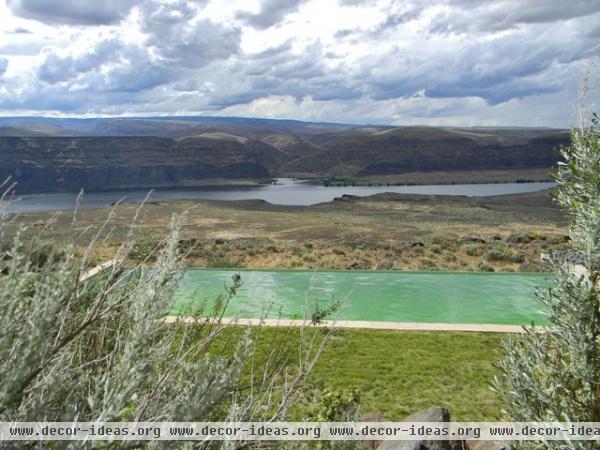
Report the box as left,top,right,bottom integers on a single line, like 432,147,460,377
13,190,567,272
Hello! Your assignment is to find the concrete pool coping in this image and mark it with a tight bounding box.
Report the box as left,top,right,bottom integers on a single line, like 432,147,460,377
79,258,120,281
164,316,539,333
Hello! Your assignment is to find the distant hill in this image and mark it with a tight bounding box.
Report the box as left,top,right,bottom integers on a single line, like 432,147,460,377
0,116,569,193
281,126,567,177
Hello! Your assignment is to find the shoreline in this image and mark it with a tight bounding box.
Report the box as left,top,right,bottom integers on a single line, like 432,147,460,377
11,176,554,197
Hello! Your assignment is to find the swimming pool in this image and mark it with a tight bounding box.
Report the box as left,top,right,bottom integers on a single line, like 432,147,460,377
171,269,552,325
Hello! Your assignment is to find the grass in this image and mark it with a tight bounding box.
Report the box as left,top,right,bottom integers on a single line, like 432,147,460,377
213,327,505,421
308,329,505,421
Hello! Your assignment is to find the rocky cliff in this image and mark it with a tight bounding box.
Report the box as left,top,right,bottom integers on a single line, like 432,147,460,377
0,117,570,193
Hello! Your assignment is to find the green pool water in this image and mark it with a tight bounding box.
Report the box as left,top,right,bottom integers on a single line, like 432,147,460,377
171,269,553,325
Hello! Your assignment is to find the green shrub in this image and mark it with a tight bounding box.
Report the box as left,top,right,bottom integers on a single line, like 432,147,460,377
411,246,425,256
306,388,360,422
310,298,342,326
527,231,547,241
418,257,439,270
494,110,600,448
291,245,304,256
507,232,532,244
207,256,242,268
303,254,316,263
478,261,495,272
517,262,540,272
0,212,328,440
442,252,457,262
4,237,70,269
430,244,442,254
376,258,394,270
485,248,525,263
464,243,482,256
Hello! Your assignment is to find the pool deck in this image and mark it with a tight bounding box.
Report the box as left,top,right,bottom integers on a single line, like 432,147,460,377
79,258,119,282
164,316,536,333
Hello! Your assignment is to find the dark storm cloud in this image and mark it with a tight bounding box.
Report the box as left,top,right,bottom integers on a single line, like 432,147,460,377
0,82,141,112
1,0,599,125
357,1,600,36
356,25,599,104
139,0,239,68
430,0,600,34
589,23,600,38
142,6,241,68
91,63,173,93
38,39,177,92
38,39,122,83
236,0,308,29
6,0,139,25
203,42,362,109
36,0,238,94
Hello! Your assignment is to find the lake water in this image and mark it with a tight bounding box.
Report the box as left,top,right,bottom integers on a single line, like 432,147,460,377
172,269,552,325
5,178,556,213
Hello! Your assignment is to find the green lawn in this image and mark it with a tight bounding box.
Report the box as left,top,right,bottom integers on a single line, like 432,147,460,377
215,327,506,421
308,329,505,421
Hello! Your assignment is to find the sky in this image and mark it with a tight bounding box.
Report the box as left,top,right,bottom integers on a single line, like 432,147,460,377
0,0,599,127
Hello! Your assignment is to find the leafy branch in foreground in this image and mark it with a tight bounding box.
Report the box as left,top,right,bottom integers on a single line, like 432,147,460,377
0,200,331,449
493,112,600,450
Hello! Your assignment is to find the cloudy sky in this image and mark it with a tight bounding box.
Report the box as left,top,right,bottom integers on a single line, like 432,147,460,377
0,0,599,126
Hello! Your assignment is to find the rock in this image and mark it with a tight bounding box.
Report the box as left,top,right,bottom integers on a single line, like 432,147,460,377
404,407,450,423
376,407,462,450
377,441,420,450
357,412,385,450
334,194,359,202
465,441,505,450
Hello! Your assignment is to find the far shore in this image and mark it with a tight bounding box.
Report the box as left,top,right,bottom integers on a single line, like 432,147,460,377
4,167,554,196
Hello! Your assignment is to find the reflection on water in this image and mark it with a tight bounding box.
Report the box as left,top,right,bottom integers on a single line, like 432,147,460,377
5,178,556,213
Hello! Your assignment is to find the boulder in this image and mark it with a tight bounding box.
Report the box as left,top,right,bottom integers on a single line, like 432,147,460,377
377,441,420,450
404,407,450,422
465,441,505,450
376,407,464,450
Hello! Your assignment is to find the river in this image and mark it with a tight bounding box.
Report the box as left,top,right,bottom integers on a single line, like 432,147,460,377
5,178,556,213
